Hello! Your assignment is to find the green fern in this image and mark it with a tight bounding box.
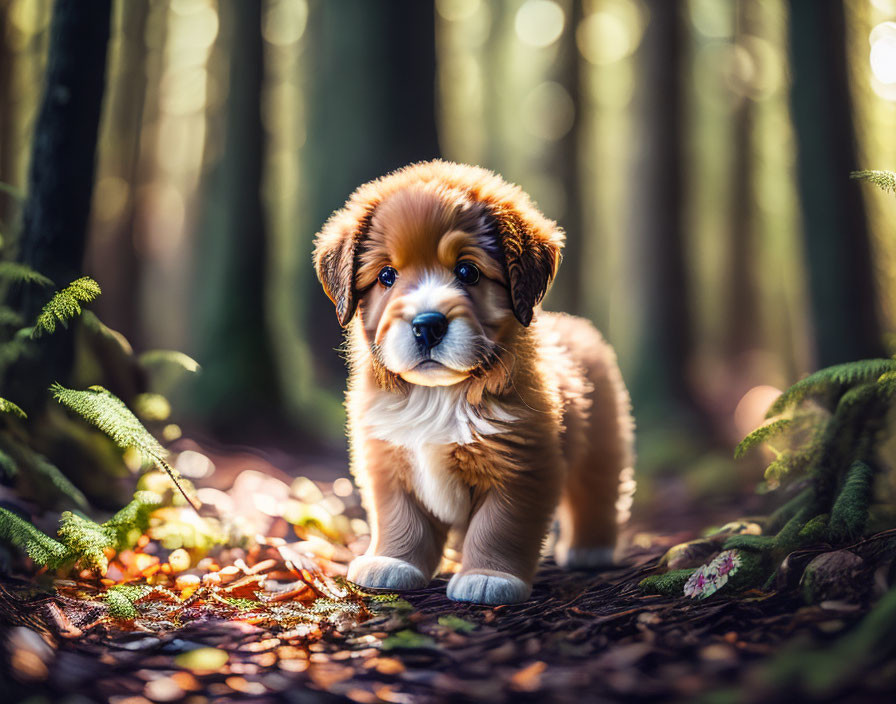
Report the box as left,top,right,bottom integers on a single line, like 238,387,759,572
0,490,163,572
735,418,793,458
647,357,896,598
0,306,23,327
764,450,816,481
50,384,199,510
0,437,88,509
28,451,89,510
766,359,896,416
851,169,896,194
103,490,162,548
104,584,152,619
57,511,113,571
0,507,69,568
0,261,53,287
829,460,874,542
31,276,101,338
0,397,26,419
0,448,17,478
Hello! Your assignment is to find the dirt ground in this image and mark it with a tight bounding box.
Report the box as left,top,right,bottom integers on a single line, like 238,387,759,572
2,456,896,704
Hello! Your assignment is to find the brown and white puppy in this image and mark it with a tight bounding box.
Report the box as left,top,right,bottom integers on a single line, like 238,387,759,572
314,161,635,605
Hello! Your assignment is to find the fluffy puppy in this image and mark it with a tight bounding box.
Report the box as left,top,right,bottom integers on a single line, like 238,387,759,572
314,161,635,605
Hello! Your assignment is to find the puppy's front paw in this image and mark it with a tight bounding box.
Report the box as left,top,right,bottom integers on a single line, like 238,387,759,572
347,555,428,590
447,569,531,605
554,544,616,570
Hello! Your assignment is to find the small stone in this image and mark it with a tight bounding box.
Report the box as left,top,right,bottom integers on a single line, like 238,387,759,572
663,540,719,570
168,549,191,573
800,550,867,604
218,566,241,584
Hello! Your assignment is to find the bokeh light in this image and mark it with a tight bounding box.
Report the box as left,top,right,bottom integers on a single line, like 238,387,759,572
515,0,565,49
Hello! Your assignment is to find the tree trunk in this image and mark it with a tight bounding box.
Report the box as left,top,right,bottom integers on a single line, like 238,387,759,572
547,0,584,315
724,2,761,363
301,0,441,388
5,0,112,411
626,0,697,422
84,0,149,347
188,0,281,435
16,0,111,300
787,0,885,367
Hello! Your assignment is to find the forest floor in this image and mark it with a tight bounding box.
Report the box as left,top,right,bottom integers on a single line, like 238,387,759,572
2,447,895,704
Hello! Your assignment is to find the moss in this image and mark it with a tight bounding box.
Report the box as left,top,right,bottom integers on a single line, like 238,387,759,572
722,534,774,552
798,513,830,543
103,584,151,620
639,569,696,596
724,550,772,593
829,460,874,541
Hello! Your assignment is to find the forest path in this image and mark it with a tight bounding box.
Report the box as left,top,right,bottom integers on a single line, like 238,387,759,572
5,524,884,703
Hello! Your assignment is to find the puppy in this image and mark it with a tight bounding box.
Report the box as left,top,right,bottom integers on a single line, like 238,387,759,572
314,161,635,605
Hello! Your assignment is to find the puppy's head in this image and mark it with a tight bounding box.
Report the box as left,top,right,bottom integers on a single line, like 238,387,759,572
313,161,564,387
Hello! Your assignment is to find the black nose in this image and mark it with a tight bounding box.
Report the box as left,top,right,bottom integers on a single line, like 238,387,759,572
411,312,448,351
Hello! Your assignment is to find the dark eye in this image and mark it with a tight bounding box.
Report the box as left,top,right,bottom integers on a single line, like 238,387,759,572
454,261,480,285
378,266,397,288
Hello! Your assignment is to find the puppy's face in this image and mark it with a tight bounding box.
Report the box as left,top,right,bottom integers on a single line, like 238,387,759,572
314,162,564,389
355,189,511,386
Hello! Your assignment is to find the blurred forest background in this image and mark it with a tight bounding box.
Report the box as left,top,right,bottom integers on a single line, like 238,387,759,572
2,0,896,500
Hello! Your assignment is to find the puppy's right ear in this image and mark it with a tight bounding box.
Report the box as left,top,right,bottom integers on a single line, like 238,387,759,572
313,205,376,326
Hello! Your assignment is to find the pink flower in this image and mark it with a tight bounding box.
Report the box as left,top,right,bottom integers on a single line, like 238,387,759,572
683,565,712,598
711,550,742,577
683,550,743,598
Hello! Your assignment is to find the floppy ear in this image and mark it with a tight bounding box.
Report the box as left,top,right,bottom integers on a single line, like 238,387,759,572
313,205,375,327
492,206,563,327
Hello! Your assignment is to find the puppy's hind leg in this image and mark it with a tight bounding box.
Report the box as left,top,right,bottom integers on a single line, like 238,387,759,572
554,355,635,570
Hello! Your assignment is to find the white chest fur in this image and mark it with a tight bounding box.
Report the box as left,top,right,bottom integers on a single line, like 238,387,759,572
362,385,515,524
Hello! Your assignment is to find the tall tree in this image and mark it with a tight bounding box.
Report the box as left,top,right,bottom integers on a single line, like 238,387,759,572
787,0,885,367
189,0,281,435
15,0,111,305
4,0,112,410
723,2,762,365
301,0,441,389
625,0,699,424
85,0,150,347
548,0,585,315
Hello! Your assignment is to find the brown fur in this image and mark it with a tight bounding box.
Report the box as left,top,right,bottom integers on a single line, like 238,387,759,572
313,161,635,604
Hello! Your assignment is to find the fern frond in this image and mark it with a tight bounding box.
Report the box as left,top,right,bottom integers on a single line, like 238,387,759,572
139,349,201,373
28,452,89,510
0,306,24,327
102,490,162,549
0,448,17,478
828,460,875,542
0,262,53,287
57,511,113,572
0,437,88,509
50,384,199,510
851,169,896,194
0,397,26,419
735,419,792,458
0,336,34,372
51,383,166,459
31,276,101,338
767,359,896,416
764,450,816,481
104,584,152,619
0,507,69,567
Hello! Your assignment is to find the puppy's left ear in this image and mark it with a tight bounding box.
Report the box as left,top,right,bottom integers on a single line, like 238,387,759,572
313,204,376,326
492,206,564,327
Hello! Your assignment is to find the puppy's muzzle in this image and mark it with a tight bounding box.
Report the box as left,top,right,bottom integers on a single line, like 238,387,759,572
411,311,448,352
